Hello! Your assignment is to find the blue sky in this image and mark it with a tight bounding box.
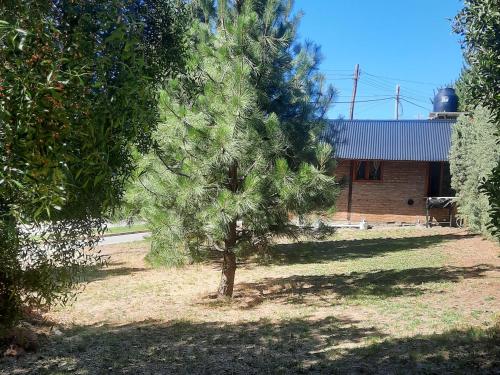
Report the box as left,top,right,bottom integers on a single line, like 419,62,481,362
293,1,464,119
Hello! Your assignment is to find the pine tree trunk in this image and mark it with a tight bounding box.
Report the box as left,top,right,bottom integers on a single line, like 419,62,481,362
217,250,236,297
217,162,238,298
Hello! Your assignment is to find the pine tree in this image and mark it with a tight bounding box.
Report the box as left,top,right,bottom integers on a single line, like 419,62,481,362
192,0,335,165
136,3,337,297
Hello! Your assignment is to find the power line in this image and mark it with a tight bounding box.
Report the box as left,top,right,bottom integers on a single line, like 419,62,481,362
309,97,394,104
355,100,389,115
361,73,434,98
362,76,395,90
400,97,431,111
361,77,431,101
361,71,441,86
323,77,355,81
335,94,396,98
400,95,431,106
333,96,394,104
321,69,354,72
323,67,437,117
323,73,354,77
397,86,433,99
359,77,395,93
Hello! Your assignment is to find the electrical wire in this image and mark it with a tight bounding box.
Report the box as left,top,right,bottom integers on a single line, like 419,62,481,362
312,97,394,105
361,76,395,91
332,96,394,104
398,86,433,99
323,77,355,81
321,69,354,72
355,100,389,115
400,97,431,111
360,73,433,98
323,73,354,77
334,94,397,98
361,70,441,86
360,76,432,103
360,78,396,92
400,95,431,106
322,67,439,117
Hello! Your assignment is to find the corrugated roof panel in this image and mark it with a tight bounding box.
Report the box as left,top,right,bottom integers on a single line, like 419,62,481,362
322,119,454,161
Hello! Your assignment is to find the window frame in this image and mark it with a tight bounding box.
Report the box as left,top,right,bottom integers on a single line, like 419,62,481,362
353,160,383,182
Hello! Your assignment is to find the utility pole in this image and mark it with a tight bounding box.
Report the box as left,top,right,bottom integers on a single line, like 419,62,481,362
394,84,400,120
347,64,359,223
349,64,360,120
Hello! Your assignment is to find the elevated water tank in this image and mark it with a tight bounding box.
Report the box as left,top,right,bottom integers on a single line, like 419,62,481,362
433,88,459,112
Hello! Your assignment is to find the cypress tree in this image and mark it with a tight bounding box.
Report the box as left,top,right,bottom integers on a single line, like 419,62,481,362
454,0,500,237
450,106,499,237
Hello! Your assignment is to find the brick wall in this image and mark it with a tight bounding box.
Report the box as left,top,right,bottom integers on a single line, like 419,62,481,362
331,160,449,224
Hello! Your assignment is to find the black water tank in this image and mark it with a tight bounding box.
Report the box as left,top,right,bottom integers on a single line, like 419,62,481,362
433,88,459,112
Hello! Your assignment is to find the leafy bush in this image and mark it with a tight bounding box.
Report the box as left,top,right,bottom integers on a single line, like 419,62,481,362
450,107,500,237
0,0,187,329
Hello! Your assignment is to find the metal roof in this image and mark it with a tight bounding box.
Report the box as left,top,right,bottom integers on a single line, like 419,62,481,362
322,119,455,161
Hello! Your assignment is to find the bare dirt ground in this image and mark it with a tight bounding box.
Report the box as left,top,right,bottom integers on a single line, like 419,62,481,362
1,227,499,374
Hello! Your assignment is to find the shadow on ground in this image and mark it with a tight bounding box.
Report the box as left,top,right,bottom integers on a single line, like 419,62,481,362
234,264,498,306
79,261,148,283
261,234,473,265
1,317,498,374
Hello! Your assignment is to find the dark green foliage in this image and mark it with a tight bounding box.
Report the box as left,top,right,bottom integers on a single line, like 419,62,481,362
193,0,335,165
454,71,474,113
482,171,500,236
450,107,499,237
134,0,338,294
454,0,500,237
0,0,187,328
454,1,500,119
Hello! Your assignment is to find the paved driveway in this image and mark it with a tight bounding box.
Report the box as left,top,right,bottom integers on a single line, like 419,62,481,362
99,232,150,246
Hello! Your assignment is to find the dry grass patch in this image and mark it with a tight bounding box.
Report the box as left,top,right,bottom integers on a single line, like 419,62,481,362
1,227,499,374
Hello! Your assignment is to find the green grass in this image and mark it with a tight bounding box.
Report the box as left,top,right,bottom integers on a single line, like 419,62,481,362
2,228,499,374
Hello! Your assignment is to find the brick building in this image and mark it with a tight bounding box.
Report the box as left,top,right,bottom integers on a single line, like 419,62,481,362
323,119,456,225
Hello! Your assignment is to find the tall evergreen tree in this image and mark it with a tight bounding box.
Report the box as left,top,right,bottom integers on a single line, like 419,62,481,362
192,0,335,164
136,1,337,296
450,106,499,237
454,0,500,237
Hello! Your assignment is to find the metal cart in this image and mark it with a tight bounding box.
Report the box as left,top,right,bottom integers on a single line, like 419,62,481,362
425,197,456,228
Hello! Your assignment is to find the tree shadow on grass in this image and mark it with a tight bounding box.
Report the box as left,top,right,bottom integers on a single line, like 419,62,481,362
234,265,498,307
335,326,500,374
261,234,473,265
79,261,148,283
2,317,498,374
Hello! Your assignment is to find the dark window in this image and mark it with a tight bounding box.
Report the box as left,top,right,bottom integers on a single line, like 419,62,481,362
428,162,455,197
356,161,366,180
428,162,441,196
369,161,382,180
354,161,382,181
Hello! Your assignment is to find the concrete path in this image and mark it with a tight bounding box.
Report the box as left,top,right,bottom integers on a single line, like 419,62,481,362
99,232,150,246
